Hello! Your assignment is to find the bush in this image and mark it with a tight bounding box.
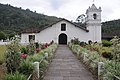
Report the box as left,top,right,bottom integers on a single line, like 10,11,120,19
39,59,49,70
101,47,113,59
104,61,120,80
80,42,87,46
26,53,44,62
18,60,34,76
26,40,36,55
102,52,112,60
88,40,92,45
21,47,27,54
41,43,48,49
0,31,6,40
21,54,28,59
39,59,49,79
71,38,80,44
35,42,39,48
5,39,21,73
4,72,27,80
102,40,113,47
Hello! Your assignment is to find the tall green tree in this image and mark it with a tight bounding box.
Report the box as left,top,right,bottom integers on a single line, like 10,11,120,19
0,31,6,40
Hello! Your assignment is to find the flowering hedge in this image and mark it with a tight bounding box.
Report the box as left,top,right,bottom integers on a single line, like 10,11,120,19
4,39,58,80
68,42,120,80
25,43,57,79
69,43,106,74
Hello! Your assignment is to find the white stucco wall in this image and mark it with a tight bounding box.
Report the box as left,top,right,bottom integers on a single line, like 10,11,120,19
21,33,37,44
21,19,101,44
86,10,101,42
87,24,101,42
21,4,102,44
35,20,89,44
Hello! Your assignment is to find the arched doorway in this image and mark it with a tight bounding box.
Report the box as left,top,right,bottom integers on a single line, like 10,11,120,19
58,33,67,45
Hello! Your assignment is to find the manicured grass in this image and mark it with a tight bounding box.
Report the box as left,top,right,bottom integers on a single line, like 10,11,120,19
0,45,6,64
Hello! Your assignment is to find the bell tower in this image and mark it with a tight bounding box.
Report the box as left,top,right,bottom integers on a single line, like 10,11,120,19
86,4,102,42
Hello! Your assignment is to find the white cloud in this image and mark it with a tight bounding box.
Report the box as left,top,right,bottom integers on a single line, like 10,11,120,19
0,0,120,22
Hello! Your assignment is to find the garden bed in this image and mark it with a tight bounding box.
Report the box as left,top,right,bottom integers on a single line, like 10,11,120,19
68,43,101,79
68,37,120,80
0,39,58,80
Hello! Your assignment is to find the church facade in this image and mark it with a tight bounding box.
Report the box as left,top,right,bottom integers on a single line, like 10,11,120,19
21,4,102,44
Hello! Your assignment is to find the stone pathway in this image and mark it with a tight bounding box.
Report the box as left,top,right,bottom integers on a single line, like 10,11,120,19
44,45,94,80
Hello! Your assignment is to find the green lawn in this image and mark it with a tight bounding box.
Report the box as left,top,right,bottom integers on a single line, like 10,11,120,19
0,45,6,64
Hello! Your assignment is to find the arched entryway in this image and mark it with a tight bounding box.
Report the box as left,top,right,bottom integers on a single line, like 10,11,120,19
58,33,67,45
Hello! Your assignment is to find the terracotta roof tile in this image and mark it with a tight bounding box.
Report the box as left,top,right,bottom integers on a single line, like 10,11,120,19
22,28,40,33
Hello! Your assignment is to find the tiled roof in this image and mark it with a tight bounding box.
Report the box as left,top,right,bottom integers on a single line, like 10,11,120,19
21,28,40,33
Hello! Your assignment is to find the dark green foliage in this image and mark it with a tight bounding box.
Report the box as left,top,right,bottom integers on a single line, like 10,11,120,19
70,38,87,46
26,40,36,55
102,40,113,47
35,42,39,48
0,3,60,35
102,19,120,37
101,47,113,60
4,71,27,80
18,60,34,76
0,31,6,40
8,33,15,40
21,47,27,54
26,54,44,62
39,59,49,79
71,38,80,44
111,37,120,62
5,39,21,73
80,42,87,46
88,40,92,45
1,3,120,38
102,52,113,60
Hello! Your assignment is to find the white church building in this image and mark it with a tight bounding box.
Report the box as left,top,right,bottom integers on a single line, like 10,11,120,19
21,4,102,45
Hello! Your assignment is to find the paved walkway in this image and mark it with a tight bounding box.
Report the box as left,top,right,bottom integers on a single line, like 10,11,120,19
44,45,94,80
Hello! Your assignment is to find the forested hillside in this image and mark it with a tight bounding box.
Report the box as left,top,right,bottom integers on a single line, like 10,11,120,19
0,3,60,36
0,3,120,40
102,19,120,37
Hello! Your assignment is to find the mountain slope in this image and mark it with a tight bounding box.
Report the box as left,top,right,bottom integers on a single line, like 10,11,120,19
0,3,120,39
0,3,60,35
102,19,120,37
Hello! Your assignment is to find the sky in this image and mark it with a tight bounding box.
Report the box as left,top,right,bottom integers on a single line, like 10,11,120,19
0,0,120,22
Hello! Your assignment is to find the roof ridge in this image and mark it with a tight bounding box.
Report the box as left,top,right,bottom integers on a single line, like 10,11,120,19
21,18,89,33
